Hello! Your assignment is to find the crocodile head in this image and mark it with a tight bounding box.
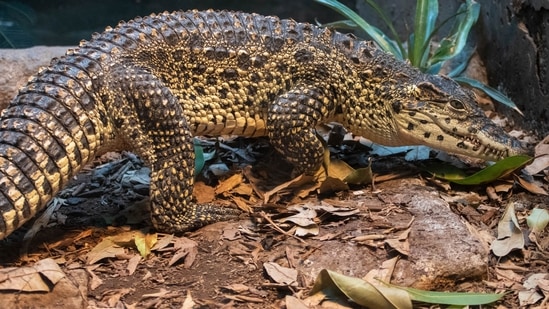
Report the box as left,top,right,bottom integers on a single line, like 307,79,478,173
351,73,529,161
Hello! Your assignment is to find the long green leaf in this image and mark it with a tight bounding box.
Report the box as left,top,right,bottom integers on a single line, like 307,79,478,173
317,19,360,30
453,76,523,115
428,0,480,67
314,0,403,59
410,0,438,68
427,155,532,185
361,0,407,58
403,286,505,305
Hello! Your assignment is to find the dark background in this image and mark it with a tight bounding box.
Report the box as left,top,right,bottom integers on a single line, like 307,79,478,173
0,0,354,46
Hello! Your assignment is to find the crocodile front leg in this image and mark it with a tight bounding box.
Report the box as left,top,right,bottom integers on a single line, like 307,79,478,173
268,84,330,175
106,65,240,233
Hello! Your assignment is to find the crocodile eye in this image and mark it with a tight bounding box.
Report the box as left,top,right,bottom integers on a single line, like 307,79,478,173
449,100,464,110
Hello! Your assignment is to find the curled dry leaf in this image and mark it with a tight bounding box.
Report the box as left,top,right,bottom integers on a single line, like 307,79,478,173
263,262,298,286
182,290,196,309
0,258,65,292
86,238,127,265
167,237,199,268
491,202,525,257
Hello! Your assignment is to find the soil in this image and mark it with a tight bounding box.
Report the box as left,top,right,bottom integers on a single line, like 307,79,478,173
0,136,547,309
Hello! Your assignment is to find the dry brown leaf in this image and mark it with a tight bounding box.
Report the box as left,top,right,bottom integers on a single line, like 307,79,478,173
263,174,316,202
215,173,243,195
524,139,549,175
86,238,126,265
222,283,251,293
168,237,198,268
263,262,298,286
491,202,525,257
86,265,104,290
317,176,349,194
231,196,253,212
151,234,174,251
221,226,241,241
141,288,171,299
514,175,549,195
233,183,254,196
225,294,265,303
285,295,310,309
312,232,343,241
496,268,524,283
182,290,196,309
47,229,93,250
0,258,65,292
127,254,141,276
363,256,399,283
193,181,216,203
102,288,132,308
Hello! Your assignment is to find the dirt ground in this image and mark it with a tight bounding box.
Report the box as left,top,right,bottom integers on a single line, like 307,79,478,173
0,135,548,309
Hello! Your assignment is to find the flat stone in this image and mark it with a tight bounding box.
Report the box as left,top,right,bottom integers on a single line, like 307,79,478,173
0,46,68,110
379,179,488,289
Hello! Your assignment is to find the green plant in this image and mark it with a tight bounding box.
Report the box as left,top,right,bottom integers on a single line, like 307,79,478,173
314,0,521,113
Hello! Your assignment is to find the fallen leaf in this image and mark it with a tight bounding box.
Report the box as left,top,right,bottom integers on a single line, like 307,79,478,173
134,231,157,258
215,173,243,195
86,238,126,265
86,265,103,290
222,283,250,293
151,234,174,251
182,290,196,309
519,273,547,306
524,139,549,175
384,227,411,256
327,158,355,180
263,174,317,203
142,288,171,299
491,202,525,257
263,262,298,286
193,181,216,203
102,288,132,308
168,237,198,268
310,269,411,308
127,254,141,276
527,208,549,233
514,175,549,195
364,257,399,284
0,258,65,292
285,295,309,309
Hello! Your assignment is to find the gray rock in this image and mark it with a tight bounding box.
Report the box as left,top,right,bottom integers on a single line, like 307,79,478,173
0,46,69,110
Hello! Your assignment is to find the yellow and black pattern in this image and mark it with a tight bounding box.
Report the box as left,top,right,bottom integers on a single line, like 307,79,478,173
0,10,528,239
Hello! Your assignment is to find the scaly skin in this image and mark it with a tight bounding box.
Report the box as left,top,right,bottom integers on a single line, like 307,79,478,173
0,10,528,239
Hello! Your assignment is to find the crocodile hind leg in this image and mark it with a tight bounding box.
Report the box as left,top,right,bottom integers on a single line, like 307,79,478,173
267,85,332,175
106,66,240,233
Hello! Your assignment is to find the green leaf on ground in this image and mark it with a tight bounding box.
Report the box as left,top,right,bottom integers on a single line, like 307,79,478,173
400,285,504,305
425,155,532,185
310,269,505,307
310,269,412,308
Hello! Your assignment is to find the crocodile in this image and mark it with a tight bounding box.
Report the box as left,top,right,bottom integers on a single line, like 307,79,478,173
0,9,528,240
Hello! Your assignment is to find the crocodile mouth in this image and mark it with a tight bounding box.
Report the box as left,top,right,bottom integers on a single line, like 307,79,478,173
446,130,509,160
394,115,525,161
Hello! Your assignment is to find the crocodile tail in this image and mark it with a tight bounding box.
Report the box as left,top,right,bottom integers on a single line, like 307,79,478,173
0,51,112,240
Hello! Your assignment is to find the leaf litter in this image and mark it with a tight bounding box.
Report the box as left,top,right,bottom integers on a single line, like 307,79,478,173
0,125,547,308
